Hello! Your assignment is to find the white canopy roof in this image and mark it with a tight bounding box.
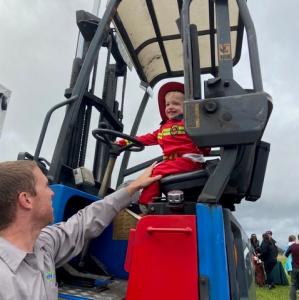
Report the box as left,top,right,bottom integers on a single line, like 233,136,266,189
113,0,244,87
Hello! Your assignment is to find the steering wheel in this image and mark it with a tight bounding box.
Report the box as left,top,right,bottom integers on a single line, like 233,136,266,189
92,128,144,155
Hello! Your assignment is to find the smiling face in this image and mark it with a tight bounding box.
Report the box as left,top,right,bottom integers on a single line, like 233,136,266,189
164,91,184,119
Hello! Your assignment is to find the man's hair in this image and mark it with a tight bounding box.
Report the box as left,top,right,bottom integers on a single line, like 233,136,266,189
289,235,296,242
0,160,38,230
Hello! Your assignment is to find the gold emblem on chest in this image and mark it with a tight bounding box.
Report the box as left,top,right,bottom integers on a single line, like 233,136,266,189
170,125,179,136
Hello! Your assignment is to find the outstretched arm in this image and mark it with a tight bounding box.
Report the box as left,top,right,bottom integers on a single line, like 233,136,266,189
39,163,162,267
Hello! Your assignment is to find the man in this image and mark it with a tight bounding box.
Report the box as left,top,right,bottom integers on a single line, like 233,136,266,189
0,160,161,300
286,239,299,300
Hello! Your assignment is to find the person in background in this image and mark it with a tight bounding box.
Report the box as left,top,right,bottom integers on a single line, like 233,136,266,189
265,230,279,258
260,232,277,289
0,160,161,300
285,237,299,300
285,235,296,275
250,233,260,254
251,234,265,287
266,230,277,244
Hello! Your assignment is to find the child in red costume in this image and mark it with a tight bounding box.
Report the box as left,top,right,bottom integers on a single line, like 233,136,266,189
118,82,210,205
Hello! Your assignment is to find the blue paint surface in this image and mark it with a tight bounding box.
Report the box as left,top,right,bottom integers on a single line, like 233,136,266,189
196,204,230,300
51,184,129,279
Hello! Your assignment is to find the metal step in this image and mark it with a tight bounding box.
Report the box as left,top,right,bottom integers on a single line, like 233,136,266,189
58,279,127,300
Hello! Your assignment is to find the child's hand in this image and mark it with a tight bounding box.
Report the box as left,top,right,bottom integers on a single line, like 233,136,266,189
116,139,130,147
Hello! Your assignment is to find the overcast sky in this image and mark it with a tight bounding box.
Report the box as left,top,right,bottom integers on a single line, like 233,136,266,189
0,0,298,247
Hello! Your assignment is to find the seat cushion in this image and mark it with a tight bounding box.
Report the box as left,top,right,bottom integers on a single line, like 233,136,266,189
161,159,218,194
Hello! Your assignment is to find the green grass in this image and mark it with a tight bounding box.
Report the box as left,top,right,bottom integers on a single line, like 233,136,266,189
256,256,291,300
257,285,289,300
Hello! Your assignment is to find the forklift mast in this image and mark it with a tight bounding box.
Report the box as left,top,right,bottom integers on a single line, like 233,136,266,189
32,0,126,186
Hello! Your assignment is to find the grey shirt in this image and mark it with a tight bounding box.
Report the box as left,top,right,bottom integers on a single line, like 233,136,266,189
0,188,133,300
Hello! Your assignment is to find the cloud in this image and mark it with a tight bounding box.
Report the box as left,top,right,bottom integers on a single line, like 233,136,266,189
235,200,298,247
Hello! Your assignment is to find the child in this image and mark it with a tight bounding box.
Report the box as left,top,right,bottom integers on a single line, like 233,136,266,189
118,81,210,206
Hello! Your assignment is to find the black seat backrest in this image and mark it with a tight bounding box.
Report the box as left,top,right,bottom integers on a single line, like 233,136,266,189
223,144,257,199
245,141,270,201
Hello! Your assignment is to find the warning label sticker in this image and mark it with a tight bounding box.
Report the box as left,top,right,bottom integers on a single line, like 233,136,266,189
219,43,232,60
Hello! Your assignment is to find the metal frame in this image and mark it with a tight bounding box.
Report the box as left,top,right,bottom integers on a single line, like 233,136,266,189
179,0,271,207
117,89,151,186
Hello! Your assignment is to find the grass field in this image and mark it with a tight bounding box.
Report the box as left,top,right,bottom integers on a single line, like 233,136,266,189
256,256,291,300
257,285,289,300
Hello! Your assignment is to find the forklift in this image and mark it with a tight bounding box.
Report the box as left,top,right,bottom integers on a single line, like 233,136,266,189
17,0,272,299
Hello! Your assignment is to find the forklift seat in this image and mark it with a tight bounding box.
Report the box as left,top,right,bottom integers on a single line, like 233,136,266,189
160,159,217,198
160,141,270,206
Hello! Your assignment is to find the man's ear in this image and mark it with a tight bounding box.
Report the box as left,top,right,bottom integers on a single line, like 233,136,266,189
18,192,34,209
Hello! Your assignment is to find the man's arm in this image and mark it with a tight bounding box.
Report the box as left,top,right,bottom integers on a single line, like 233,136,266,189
38,163,161,267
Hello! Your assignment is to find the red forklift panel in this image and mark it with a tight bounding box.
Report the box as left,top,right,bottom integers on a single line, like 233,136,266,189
125,215,199,300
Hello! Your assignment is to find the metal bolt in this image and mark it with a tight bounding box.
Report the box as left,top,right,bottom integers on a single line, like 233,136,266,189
204,100,217,113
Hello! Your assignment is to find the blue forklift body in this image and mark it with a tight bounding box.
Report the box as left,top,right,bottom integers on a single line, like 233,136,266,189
197,204,230,300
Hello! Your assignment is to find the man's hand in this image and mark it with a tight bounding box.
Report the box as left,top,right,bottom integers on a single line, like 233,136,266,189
126,162,162,196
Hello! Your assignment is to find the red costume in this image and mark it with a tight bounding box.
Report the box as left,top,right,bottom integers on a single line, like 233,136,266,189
119,82,210,204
